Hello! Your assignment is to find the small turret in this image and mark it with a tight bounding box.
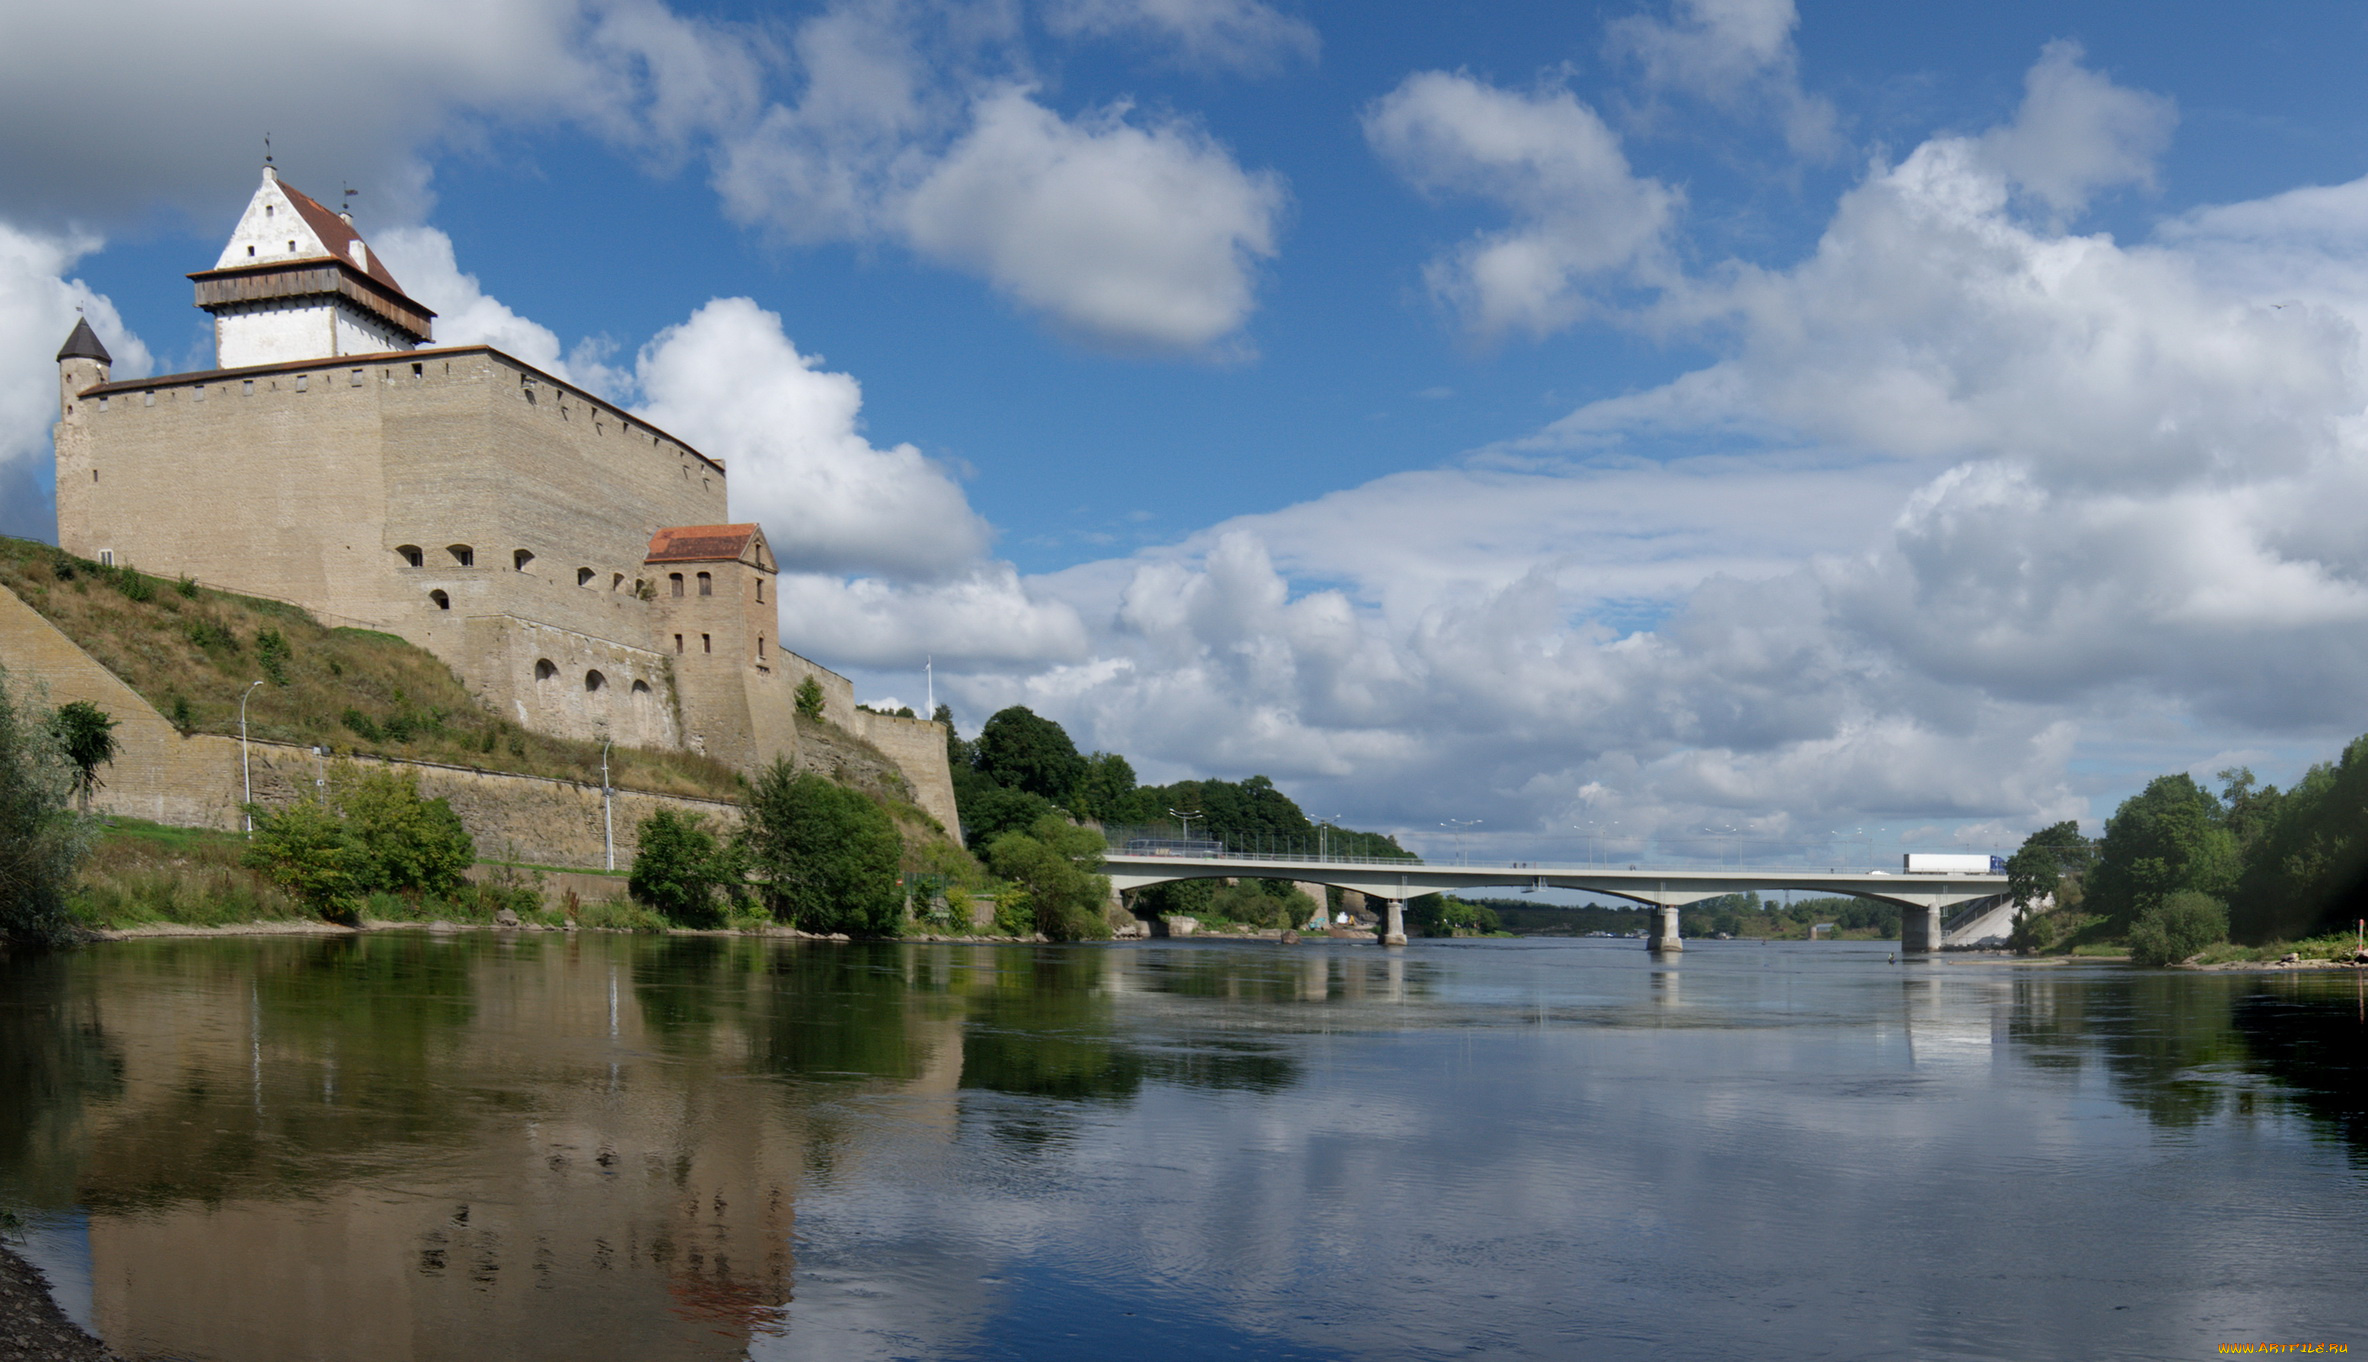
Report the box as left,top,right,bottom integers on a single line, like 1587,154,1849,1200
56,316,112,419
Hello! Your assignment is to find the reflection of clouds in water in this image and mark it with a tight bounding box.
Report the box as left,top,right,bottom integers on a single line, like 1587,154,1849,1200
771,946,2366,1357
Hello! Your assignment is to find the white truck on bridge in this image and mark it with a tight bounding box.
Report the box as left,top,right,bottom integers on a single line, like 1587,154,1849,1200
1903,853,2005,874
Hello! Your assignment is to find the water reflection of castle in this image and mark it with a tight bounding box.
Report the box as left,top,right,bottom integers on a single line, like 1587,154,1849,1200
28,936,1374,1361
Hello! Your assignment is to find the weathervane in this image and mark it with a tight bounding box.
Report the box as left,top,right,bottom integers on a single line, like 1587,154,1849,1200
263,133,273,166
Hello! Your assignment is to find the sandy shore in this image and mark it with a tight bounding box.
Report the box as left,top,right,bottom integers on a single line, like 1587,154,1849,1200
0,1241,117,1362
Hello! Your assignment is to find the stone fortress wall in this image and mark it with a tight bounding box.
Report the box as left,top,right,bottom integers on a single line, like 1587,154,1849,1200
39,166,963,842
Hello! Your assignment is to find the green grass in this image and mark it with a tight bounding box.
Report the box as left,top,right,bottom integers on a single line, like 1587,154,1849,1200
0,536,744,800
2190,932,2364,965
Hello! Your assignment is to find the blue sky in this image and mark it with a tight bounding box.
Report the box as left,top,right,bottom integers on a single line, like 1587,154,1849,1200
10,1,2368,861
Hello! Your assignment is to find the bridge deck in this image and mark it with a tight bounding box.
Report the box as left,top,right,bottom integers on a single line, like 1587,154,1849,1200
1101,853,2007,910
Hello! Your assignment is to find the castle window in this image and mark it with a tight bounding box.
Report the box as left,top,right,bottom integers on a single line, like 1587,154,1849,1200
447,544,474,567
576,567,595,587
98,550,114,567
396,545,423,568
350,369,363,386
287,240,295,252
295,374,308,392
143,390,154,406
674,634,684,654
411,363,423,378
91,470,97,482
513,549,534,572
429,590,449,611
611,573,624,592
755,580,764,604
242,380,253,395
193,385,205,402
757,635,766,660
247,245,256,257
701,634,711,654
631,680,651,700
98,396,108,411
696,571,712,596
534,659,557,683
584,670,606,693
669,573,683,597
265,205,273,217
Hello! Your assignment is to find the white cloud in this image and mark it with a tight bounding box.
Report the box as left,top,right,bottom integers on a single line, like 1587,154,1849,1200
922,44,2368,853
1976,40,2175,218
902,88,1284,351
713,5,1288,351
630,297,994,579
0,226,152,540
0,0,750,228
1364,72,1677,338
775,565,1088,671
1040,0,1319,74
1605,0,1839,156
370,227,571,377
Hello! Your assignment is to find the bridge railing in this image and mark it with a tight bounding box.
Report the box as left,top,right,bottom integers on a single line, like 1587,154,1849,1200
1098,824,2004,876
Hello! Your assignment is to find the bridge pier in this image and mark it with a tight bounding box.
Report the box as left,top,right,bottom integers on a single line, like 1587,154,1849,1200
1900,903,1943,953
1381,898,1407,947
1647,904,1682,952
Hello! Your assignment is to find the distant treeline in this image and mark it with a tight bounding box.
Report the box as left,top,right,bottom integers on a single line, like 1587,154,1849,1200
939,704,1410,859
1473,893,1902,940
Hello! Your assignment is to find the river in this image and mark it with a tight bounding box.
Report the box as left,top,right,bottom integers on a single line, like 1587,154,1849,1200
1,934,2362,1360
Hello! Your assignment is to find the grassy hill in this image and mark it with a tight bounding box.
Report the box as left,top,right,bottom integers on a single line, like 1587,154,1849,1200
0,536,743,800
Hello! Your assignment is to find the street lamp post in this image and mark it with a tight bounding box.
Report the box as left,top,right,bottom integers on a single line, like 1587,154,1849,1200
601,739,615,872
1168,808,1203,850
1319,813,1346,862
1441,818,1480,864
239,680,263,834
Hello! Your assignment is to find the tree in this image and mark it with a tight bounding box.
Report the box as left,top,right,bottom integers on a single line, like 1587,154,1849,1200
2227,736,2368,943
985,815,1113,941
0,670,93,947
2005,820,2092,910
743,762,904,934
2085,775,2239,931
50,700,118,813
2128,890,2227,966
629,808,739,926
337,769,473,897
795,675,826,721
1068,751,1137,821
243,798,364,919
975,706,1087,802
957,781,1061,851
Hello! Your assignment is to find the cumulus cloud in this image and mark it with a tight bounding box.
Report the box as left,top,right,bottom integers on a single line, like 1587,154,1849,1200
1605,0,1839,156
902,89,1284,350
370,226,571,376
923,43,2363,855
0,0,753,228
713,5,1287,351
1976,40,2175,218
1364,72,1677,338
0,226,152,540
630,297,994,579
1040,0,1319,74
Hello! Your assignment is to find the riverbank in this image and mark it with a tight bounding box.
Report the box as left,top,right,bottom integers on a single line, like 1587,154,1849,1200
86,917,1056,944
0,1241,117,1362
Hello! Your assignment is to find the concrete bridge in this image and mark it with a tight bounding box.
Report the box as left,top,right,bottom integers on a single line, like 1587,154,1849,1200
1103,851,2010,952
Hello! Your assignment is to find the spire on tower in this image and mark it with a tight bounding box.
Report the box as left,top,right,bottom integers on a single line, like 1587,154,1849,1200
55,316,111,365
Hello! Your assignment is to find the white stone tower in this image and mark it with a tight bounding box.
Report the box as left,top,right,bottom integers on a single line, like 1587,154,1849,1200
188,166,436,369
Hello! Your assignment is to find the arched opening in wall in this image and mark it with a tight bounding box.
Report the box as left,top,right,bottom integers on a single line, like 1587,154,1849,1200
696,571,712,596
669,573,684,597
611,573,624,592
755,579,764,604
577,567,595,587
534,658,557,683
585,670,607,693
429,590,449,610
447,544,474,567
396,545,423,568
514,549,535,572
631,679,654,743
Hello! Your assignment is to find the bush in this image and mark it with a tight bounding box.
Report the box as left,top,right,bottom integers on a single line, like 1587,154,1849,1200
2128,890,2228,966
0,670,94,947
256,628,290,685
629,808,742,926
984,816,1113,941
242,768,473,920
794,675,826,721
743,762,904,934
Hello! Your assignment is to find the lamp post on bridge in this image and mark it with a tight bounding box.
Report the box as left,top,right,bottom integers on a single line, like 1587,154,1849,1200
1169,808,1203,850
1441,818,1480,865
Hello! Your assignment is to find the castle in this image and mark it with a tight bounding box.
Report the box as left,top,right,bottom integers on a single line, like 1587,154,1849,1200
48,165,957,831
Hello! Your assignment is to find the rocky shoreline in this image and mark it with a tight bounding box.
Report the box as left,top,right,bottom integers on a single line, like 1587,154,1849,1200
0,1241,117,1362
